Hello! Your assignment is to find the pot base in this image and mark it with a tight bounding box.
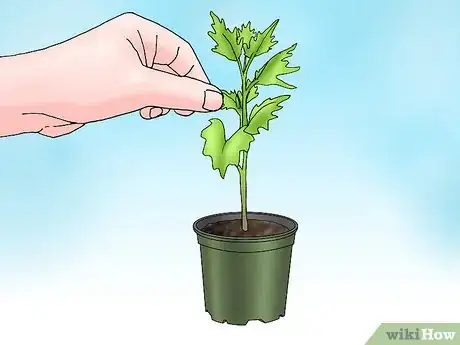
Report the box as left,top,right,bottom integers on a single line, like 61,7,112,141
206,309,286,325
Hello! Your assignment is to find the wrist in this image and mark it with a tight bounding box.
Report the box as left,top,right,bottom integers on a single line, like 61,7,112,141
0,51,54,136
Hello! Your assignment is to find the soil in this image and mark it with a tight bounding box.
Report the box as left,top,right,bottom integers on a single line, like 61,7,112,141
202,219,289,237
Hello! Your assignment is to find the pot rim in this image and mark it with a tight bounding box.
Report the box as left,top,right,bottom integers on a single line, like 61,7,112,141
193,211,298,243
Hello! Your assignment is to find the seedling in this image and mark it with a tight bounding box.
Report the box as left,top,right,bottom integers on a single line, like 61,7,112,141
201,12,300,231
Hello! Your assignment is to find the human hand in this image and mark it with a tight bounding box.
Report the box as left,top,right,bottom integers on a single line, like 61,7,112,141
0,12,223,137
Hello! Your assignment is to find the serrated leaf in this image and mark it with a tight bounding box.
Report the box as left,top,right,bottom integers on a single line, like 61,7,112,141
254,43,300,89
237,22,256,54
208,12,242,61
245,19,279,58
245,95,290,135
222,90,242,114
201,118,254,178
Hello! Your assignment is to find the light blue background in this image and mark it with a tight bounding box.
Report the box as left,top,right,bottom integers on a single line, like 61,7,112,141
0,0,459,344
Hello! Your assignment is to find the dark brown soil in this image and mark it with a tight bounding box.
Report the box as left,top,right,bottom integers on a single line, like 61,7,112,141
202,219,289,237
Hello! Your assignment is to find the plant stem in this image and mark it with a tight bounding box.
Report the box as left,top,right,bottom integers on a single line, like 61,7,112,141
238,59,249,232
239,152,248,231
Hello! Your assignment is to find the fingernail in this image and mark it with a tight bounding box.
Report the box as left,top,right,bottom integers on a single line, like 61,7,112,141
149,107,162,118
203,89,223,111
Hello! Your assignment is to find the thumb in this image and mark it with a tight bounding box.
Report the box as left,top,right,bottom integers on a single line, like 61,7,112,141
134,68,223,112
39,123,84,138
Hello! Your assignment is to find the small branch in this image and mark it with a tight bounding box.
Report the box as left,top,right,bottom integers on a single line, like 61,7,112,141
243,55,249,72
236,57,244,80
243,53,256,75
247,79,257,91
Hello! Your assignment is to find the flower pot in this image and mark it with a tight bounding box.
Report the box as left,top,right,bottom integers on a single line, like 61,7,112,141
193,211,298,325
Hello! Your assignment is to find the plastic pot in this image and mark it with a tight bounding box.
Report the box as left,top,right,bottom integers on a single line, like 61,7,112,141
193,211,298,325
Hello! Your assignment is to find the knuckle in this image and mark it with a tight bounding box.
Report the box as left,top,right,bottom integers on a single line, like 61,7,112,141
119,12,138,22
177,41,195,60
185,41,194,53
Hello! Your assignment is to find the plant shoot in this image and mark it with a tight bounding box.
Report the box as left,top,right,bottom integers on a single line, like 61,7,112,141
201,12,300,231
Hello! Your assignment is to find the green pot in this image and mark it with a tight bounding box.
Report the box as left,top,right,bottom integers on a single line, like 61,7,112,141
193,211,298,325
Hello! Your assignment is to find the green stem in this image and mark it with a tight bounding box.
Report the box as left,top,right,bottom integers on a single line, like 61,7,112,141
237,57,249,231
239,152,248,231
239,87,248,231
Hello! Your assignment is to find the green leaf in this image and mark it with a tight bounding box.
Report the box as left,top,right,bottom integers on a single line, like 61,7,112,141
208,12,242,61
222,90,241,114
237,22,256,54
245,19,279,58
254,43,300,89
245,95,290,135
201,118,255,178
